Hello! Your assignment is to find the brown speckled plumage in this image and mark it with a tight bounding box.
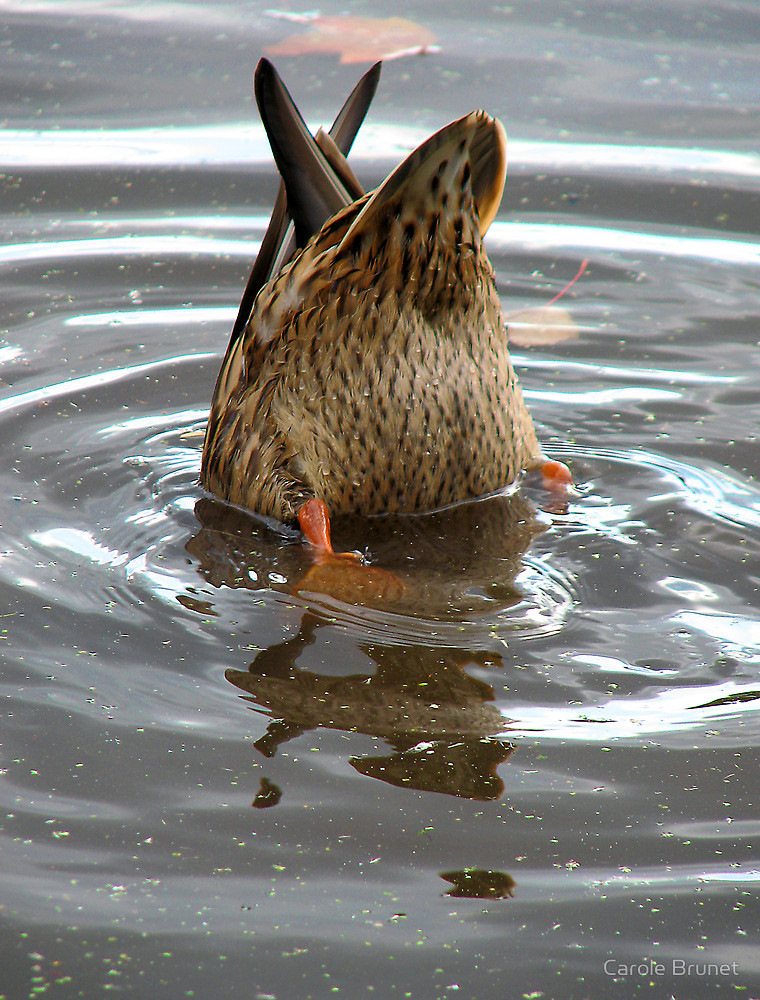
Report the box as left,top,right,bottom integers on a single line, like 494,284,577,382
201,61,543,524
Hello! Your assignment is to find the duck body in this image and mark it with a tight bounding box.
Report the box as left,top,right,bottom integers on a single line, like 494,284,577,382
201,61,545,529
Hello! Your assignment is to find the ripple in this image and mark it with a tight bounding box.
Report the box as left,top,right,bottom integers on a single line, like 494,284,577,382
504,679,760,741
489,220,760,265
570,446,760,531
29,527,131,569
674,611,760,661
5,122,760,182
0,234,252,266
268,562,575,649
0,354,215,417
3,335,757,673
521,356,738,387
2,143,759,757
67,307,236,329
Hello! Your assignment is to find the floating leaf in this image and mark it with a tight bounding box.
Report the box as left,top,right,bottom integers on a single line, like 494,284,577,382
506,306,579,346
265,15,437,64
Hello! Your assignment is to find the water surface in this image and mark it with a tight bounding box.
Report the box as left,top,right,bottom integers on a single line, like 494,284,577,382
2,2,760,998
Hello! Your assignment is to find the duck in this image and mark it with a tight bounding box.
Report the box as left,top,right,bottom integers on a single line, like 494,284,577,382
200,58,570,557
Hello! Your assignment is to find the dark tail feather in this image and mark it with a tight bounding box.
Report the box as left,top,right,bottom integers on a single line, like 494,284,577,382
230,60,381,342
255,58,353,244
329,61,381,152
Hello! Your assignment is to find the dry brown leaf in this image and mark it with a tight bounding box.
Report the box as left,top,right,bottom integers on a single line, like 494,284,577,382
265,16,437,64
506,306,579,347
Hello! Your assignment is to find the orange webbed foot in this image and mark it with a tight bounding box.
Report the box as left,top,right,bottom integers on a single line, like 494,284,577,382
297,498,360,562
540,459,573,492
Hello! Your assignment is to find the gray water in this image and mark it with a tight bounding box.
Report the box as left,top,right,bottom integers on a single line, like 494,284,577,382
2,2,760,998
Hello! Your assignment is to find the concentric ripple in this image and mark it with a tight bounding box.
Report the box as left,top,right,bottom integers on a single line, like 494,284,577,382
2,137,759,751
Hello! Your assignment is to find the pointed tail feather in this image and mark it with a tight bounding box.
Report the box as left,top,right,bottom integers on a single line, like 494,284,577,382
230,60,381,342
255,59,355,245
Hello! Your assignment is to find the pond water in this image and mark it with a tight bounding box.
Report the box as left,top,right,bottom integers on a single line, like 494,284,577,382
2,2,759,998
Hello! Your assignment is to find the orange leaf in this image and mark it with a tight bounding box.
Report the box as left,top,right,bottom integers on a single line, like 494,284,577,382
265,15,437,64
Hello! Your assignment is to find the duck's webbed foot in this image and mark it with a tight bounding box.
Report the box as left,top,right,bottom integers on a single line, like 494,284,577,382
297,498,360,561
539,459,573,491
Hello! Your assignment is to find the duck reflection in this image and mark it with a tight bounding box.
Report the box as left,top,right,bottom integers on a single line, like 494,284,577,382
186,490,544,800
188,488,543,617
440,868,516,899
251,776,282,809
227,617,513,799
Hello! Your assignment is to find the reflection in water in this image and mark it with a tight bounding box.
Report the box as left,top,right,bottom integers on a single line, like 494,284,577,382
440,868,516,899
228,621,514,800
188,488,545,618
187,491,545,800
252,777,282,809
